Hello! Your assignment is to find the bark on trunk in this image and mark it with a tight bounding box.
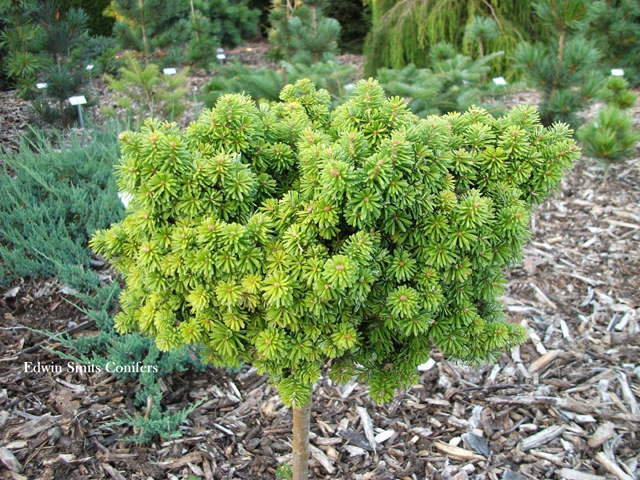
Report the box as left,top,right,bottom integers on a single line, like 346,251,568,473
292,400,311,480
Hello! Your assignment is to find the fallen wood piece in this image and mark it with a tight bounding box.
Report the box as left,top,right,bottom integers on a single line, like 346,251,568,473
338,429,374,451
10,413,60,439
617,373,639,414
530,282,558,309
529,350,560,374
521,425,566,451
356,406,377,453
166,452,203,471
434,441,483,460
530,449,565,466
0,447,22,473
102,463,127,480
594,452,634,480
485,396,593,414
588,422,616,449
309,444,335,474
344,445,366,457
558,468,606,480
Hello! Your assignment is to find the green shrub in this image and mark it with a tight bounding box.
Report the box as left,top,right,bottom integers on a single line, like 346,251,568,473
105,52,189,124
203,58,356,106
600,76,637,110
582,0,640,86
91,78,580,408
364,0,536,77
578,106,640,178
513,0,603,126
268,0,340,64
377,43,508,117
0,123,125,289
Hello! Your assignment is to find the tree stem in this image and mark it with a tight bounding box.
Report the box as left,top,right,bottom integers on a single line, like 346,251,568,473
292,400,311,480
139,0,150,65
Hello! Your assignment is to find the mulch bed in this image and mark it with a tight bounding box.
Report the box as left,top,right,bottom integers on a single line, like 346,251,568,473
0,46,639,480
0,155,638,480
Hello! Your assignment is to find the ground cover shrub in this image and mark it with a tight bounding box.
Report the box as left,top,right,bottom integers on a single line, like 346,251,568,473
91,78,580,477
364,0,536,77
377,42,509,117
0,122,206,444
513,0,603,127
0,123,124,289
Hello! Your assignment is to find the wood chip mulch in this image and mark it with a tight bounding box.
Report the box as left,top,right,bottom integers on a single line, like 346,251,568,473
0,154,638,480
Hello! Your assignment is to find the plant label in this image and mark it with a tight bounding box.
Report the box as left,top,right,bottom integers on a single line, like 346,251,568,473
36,83,47,89
492,77,507,86
611,69,624,76
163,68,177,75
216,53,226,60
68,95,87,105
118,191,134,208
86,64,94,70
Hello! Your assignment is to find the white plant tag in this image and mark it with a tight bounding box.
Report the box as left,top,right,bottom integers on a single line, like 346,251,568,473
492,76,507,85
36,83,48,89
86,64,94,70
611,69,624,76
163,67,177,75
68,95,87,105
216,53,226,60
118,191,134,208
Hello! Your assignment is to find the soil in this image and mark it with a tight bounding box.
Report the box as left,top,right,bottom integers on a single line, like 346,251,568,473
0,44,639,480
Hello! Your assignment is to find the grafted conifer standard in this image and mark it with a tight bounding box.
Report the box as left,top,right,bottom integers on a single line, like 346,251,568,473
92,79,579,475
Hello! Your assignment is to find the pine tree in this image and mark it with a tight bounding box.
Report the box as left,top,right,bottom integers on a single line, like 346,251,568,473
0,0,45,98
377,42,507,117
513,0,603,126
268,0,340,64
105,51,189,124
107,0,187,65
31,1,93,125
578,106,639,180
600,76,637,110
581,0,640,86
91,79,580,478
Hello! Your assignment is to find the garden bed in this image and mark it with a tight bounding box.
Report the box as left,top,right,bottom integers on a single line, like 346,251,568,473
0,153,638,480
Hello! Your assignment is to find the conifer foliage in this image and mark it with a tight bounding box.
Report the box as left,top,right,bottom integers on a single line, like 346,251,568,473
513,0,602,126
92,79,580,412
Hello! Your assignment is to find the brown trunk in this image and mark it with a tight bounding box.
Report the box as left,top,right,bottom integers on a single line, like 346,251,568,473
139,0,150,65
292,400,311,480
548,29,566,109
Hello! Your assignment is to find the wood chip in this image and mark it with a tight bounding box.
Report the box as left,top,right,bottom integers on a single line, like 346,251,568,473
356,406,377,453
433,441,479,460
373,429,395,444
344,445,366,457
528,350,560,374
558,468,606,480
521,425,566,451
594,452,634,480
309,444,335,474
0,447,22,473
588,422,616,449
617,372,639,414
10,413,59,439
102,463,127,480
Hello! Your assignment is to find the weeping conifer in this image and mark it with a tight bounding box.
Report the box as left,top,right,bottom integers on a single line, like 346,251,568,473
363,0,536,77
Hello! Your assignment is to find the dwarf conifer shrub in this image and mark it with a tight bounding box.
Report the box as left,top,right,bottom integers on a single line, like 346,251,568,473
92,79,579,476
